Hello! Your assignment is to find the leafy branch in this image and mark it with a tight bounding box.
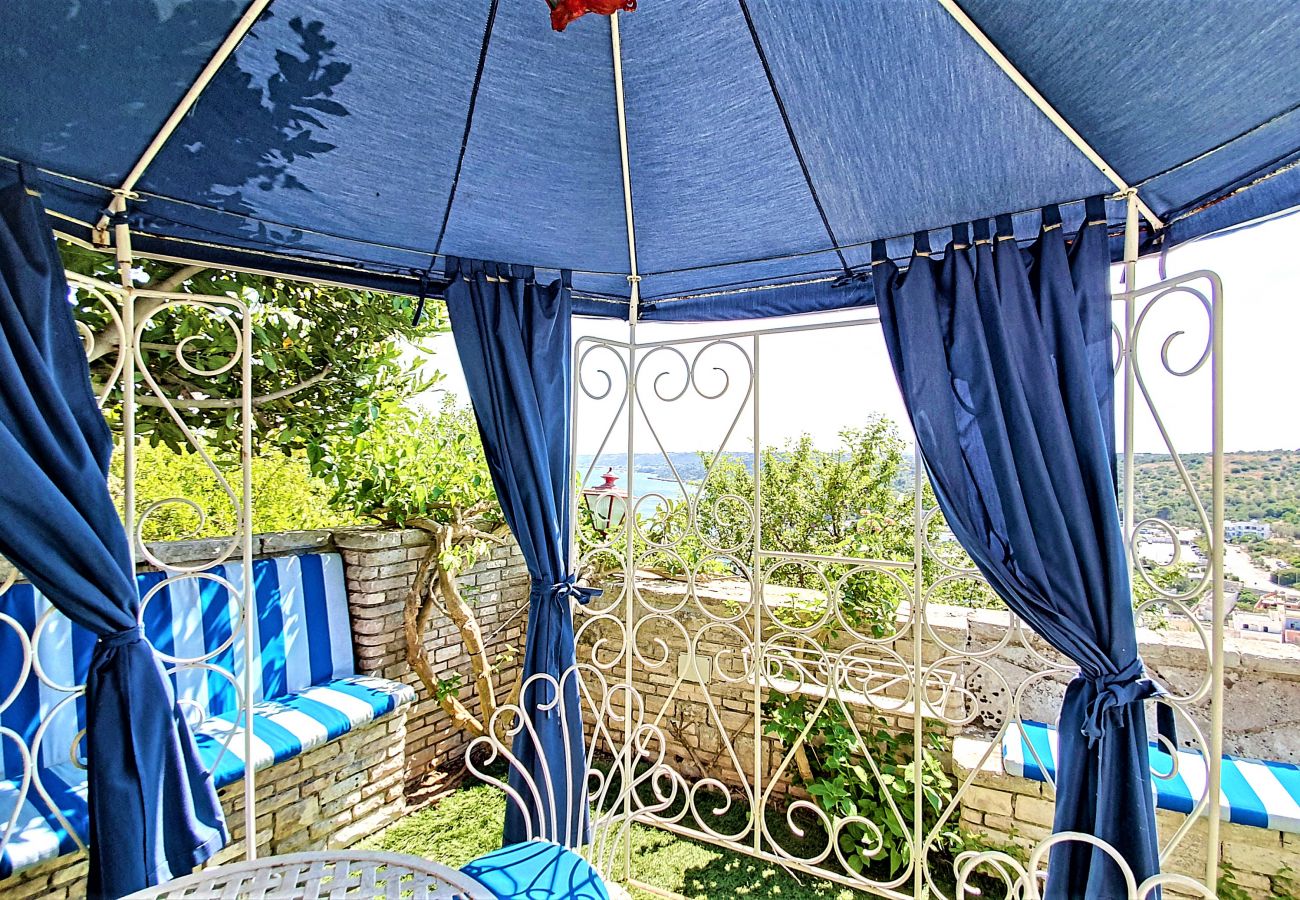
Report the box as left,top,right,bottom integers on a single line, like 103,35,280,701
313,399,518,741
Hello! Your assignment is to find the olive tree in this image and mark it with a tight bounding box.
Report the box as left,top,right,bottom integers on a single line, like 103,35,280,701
312,399,512,739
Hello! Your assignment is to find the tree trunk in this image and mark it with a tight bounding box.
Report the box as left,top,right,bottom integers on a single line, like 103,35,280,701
400,521,512,743
496,663,526,745
432,526,499,731
402,529,486,738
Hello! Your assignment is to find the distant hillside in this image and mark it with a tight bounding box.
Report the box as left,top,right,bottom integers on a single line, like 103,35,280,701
1131,449,1300,529
578,452,752,485
581,448,1300,533
578,450,917,492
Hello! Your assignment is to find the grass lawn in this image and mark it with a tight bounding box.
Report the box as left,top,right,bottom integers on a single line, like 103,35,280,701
362,782,865,899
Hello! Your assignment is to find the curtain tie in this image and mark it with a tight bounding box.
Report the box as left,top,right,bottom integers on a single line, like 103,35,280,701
99,624,145,648
545,575,601,607
1080,657,1162,746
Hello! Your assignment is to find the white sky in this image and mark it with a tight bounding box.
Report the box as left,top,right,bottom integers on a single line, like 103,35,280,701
422,211,1300,457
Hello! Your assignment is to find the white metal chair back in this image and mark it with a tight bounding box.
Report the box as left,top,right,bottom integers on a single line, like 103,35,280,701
466,663,681,879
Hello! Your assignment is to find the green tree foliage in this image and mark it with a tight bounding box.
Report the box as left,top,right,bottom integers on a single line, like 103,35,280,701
765,698,960,880
1131,449,1300,528
685,418,1001,632
1247,538,1300,570
713,422,914,560
1276,568,1300,588
112,441,359,543
61,241,445,455
312,399,499,537
311,399,508,738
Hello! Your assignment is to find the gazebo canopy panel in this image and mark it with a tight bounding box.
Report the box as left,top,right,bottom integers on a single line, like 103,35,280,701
3,0,1299,318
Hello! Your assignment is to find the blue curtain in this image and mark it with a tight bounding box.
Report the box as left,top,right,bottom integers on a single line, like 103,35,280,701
444,256,591,848
873,199,1161,898
0,171,226,897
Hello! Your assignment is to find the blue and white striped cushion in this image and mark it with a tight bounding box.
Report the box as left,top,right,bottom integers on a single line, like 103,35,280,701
0,553,354,780
0,585,96,781
193,674,416,789
1003,721,1300,834
0,763,88,878
0,551,414,878
139,553,356,713
0,675,415,878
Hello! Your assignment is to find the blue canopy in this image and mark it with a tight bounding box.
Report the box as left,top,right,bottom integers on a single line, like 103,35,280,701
1,0,1298,319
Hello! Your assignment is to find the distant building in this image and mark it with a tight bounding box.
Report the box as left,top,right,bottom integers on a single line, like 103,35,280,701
1226,520,1272,541
1235,612,1283,636
1234,595,1300,642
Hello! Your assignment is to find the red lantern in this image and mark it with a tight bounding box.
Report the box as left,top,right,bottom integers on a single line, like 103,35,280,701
581,469,629,536
547,0,637,32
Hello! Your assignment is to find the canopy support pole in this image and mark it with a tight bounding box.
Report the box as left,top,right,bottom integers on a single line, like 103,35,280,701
1121,194,1138,566
934,0,1163,230
609,13,641,886
93,0,275,245
108,191,260,866
610,11,641,317
1206,234,1227,897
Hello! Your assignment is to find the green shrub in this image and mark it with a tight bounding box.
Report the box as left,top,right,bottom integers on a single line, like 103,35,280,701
111,441,359,542
764,693,962,879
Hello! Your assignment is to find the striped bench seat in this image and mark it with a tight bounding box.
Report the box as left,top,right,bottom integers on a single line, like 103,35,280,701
193,674,414,789
1003,721,1300,834
0,552,415,878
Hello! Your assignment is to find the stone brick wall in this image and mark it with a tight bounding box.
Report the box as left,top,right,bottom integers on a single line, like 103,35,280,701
334,527,531,785
574,575,978,791
953,735,1300,898
212,711,410,863
583,572,1300,782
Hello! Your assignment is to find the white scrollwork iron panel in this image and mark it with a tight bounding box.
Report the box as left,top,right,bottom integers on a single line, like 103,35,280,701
569,281,1225,899
0,271,257,869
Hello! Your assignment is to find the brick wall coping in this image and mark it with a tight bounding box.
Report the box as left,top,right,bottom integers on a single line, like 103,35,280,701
137,526,441,568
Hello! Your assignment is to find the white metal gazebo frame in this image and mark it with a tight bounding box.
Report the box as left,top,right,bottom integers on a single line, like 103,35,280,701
0,5,1233,898
561,261,1223,900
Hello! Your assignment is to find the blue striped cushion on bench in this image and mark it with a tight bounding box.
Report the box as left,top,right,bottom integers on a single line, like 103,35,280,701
1003,721,1300,834
194,674,415,789
137,552,358,718
0,763,88,878
0,675,416,878
0,554,358,780
0,552,414,878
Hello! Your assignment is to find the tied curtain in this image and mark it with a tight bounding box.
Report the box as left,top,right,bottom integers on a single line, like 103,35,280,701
445,257,591,847
873,199,1161,898
0,170,226,897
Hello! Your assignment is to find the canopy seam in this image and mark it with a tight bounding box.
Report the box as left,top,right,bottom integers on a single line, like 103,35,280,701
432,0,501,256
35,165,1125,287
1135,99,1300,191
736,0,851,275
1166,156,1300,227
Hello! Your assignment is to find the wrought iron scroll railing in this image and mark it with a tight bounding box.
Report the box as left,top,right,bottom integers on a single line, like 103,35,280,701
0,268,258,870
0,258,1226,899
568,269,1224,899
